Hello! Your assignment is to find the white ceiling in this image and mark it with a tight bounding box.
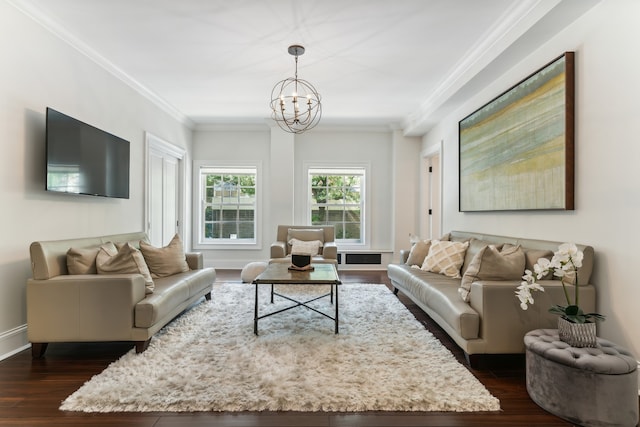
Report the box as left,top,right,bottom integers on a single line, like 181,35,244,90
9,0,599,135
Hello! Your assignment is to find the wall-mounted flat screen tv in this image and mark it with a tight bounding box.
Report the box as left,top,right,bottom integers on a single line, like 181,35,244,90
46,107,130,199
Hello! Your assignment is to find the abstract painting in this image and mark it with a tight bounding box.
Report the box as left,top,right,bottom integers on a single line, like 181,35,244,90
459,52,574,211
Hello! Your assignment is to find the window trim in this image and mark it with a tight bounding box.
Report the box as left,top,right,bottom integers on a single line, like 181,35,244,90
193,160,262,250
304,162,370,249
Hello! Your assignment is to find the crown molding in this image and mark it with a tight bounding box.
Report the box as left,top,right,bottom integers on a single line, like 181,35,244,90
193,116,399,134
7,0,195,129
403,0,561,136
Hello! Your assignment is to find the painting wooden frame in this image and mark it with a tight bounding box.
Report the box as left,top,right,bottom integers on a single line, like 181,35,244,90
458,52,574,212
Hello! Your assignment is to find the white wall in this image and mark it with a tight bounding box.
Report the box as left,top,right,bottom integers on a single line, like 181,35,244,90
422,0,640,358
392,131,422,263
0,2,192,359
192,126,401,268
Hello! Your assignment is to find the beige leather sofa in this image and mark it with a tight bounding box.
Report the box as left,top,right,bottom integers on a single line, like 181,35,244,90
27,231,215,357
387,231,596,367
270,225,338,264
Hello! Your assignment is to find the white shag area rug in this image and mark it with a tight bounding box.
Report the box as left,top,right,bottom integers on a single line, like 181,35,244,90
60,283,500,413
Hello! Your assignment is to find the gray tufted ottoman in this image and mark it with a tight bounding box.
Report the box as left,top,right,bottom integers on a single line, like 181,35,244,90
525,329,638,427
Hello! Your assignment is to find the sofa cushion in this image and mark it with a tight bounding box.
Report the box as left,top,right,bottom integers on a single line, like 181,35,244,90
388,264,479,340
66,246,99,275
289,238,323,256
406,240,432,267
135,269,215,328
96,242,155,294
459,244,526,302
139,234,190,278
421,240,469,278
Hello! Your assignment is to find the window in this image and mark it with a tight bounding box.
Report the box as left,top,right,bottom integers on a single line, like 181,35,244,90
309,167,365,244
198,166,257,244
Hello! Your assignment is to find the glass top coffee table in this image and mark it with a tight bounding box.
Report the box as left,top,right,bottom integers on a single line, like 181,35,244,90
252,263,341,335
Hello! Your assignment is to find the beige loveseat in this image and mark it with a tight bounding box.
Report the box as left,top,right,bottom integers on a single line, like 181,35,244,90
387,231,596,367
27,232,215,357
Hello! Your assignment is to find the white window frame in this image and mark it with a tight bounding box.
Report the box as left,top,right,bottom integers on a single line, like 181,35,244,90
193,161,262,250
306,164,368,248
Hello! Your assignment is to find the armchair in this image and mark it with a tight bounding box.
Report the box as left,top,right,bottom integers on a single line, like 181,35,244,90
270,225,338,265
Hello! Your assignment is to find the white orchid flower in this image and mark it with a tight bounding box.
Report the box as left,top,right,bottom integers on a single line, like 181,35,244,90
522,269,534,282
572,249,583,268
529,282,545,292
515,243,581,313
515,287,533,310
516,281,545,310
533,258,551,279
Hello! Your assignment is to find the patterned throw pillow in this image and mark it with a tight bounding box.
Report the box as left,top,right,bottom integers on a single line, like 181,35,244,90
459,244,525,302
421,240,470,278
139,234,190,278
96,242,155,294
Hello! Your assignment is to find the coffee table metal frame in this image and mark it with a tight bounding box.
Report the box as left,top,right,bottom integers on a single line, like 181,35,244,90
253,263,341,335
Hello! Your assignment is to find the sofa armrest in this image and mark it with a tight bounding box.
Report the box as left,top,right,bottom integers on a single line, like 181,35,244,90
399,249,410,264
26,274,147,343
322,242,338,260
468,279,596,354
185,252,203,270
271,241,286,258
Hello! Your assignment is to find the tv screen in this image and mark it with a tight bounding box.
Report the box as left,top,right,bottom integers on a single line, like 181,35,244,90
46,107,130,199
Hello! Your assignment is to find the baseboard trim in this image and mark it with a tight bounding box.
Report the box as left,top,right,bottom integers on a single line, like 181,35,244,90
0,324,29,361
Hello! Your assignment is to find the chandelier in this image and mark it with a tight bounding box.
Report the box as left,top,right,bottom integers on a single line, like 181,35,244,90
270,45,322,134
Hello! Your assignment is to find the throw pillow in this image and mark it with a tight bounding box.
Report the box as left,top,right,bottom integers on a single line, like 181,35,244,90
286,229,325,254
521,247,554,280
406,240,432,266
115,238,146,250
66,246,100,275
139,234,190,278
421,240,469,278
96,242,154,294
459,244,526,302
289,238,323,256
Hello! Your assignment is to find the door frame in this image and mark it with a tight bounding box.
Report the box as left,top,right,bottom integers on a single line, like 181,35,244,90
420,141,443,239
145,132,186,246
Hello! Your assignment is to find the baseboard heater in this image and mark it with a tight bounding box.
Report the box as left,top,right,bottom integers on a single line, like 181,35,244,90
344,253,382,265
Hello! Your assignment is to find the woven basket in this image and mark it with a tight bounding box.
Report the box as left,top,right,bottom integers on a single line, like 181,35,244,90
558,317,597,348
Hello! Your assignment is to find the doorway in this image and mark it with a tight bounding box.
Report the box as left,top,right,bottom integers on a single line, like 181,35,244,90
145,133,185,247
421,142,442,239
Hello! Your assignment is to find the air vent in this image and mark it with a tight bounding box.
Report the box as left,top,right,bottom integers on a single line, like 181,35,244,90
345,253,382,265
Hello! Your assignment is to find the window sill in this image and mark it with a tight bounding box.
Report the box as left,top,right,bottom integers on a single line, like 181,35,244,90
193,241,261,251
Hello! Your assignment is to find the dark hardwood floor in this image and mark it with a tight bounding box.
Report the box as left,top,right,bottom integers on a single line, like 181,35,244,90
0,269,598,426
